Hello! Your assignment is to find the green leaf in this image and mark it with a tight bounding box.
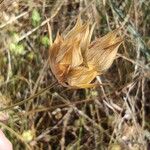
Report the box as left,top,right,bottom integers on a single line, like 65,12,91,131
9,43,25,56
41,36,50,47
32,9,41,27
27,52,35,60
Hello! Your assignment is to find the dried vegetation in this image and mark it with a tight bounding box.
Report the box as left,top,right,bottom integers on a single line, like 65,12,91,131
0,0,149,150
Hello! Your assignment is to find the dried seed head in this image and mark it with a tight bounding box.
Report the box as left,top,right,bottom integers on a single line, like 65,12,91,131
49,16,123,88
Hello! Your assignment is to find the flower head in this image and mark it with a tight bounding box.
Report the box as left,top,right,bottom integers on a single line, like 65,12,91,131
49,16,123,88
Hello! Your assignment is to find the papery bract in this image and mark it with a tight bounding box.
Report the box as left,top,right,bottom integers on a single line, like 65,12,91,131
49,17,123,88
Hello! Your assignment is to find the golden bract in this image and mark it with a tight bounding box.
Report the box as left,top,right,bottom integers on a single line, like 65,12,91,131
49,17,123,88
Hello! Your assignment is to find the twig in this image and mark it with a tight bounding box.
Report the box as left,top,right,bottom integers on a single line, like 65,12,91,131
0,11,28,29
0,81,57,111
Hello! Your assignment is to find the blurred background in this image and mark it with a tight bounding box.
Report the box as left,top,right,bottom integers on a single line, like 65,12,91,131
0,0,149,149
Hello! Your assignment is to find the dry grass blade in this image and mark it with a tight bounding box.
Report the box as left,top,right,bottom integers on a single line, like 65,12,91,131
0,81,57,111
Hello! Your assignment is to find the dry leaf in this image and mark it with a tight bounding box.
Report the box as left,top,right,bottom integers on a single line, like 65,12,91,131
49,16,123,88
